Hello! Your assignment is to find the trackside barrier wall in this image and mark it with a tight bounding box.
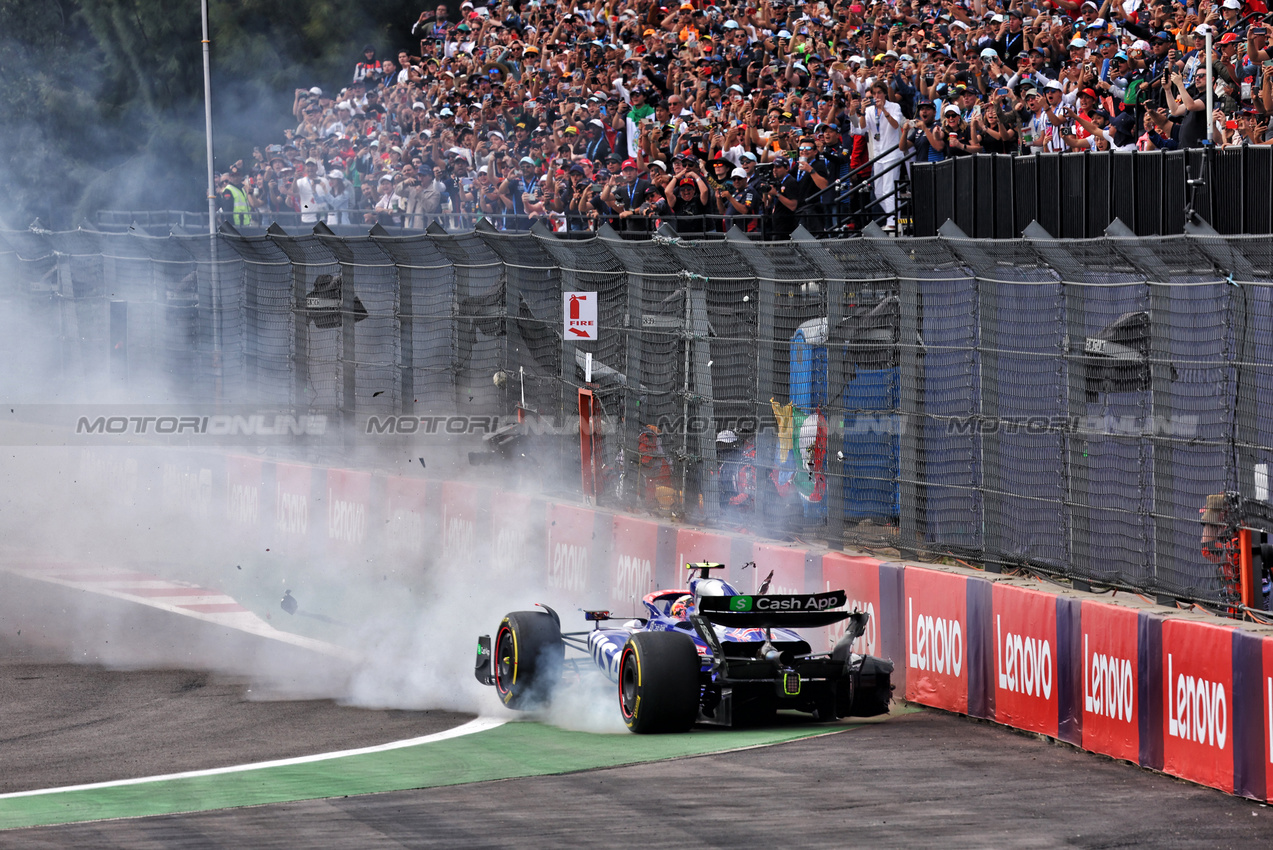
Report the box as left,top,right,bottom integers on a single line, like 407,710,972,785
75,447,1273,801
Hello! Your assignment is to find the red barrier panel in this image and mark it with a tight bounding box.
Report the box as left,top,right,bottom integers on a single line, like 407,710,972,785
749,543,807,595
440,481,482,565
992,584,1059,737
904,568,969,714
488,490,547,582
324,469,372,551
1080,601,1140,763
822,553,882,657
159,455,218,521
610,515,658,612
383,475,433,563
1265,637,1273,801
546,503,596,606
225,456,263,530
271,462,313,546
1162,619,1236,794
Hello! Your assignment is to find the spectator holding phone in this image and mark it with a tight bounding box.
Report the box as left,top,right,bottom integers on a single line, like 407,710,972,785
863,82,904,231
974,91,1018,154
933,105,976,156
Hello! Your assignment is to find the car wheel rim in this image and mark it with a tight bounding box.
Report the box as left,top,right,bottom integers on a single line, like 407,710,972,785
494,626,515,697
619,649,637,719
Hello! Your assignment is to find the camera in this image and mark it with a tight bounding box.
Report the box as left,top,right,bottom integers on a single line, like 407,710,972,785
757,180,774,193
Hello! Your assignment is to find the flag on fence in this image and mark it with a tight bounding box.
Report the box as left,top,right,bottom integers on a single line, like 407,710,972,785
770,400,827,503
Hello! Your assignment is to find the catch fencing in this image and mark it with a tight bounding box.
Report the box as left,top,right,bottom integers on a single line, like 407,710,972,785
1,218,1271,611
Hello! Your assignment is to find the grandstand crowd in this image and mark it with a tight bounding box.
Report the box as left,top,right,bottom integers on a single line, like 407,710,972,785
217,0,1273,236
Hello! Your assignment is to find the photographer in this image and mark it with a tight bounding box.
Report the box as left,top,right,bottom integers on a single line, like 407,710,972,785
602,158,653,233
760,155,799,239
716,167,757,232
794,139,831,234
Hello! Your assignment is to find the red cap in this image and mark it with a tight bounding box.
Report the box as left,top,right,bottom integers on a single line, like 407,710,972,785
1220,32,1240,44
1081,87,1098,98
621,158,639,170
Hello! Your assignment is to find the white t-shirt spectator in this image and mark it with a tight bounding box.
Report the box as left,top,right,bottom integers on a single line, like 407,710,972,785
294,175,329,224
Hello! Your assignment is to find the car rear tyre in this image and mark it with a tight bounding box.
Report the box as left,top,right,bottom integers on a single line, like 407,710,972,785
493,610,563,710
618,631,701,733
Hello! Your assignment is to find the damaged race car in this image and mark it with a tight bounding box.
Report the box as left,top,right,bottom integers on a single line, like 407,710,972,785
474,562,894,733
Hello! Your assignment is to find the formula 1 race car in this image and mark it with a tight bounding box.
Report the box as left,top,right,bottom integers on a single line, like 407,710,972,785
474,563,894,733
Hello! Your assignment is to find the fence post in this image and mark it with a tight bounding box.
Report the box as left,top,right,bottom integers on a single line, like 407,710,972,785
754,261,776,531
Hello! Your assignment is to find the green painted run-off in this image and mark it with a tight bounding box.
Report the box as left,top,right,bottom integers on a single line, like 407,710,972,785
0,718,876,830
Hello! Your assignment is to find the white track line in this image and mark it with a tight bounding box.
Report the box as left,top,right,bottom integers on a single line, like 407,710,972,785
0,717,507,800
1,563,358,662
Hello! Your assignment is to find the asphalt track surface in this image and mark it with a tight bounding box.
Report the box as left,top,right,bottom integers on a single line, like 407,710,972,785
3,638,1270,848
0,636,469,793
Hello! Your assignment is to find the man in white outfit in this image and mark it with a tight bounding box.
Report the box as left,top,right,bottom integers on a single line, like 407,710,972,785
294,159,329,226
864,82,903,232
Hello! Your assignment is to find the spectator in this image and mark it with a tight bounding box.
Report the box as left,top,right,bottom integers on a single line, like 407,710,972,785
665,172,709,233
321,170,353,225
218,164,254,226
369,174,404,226
294,159,328,225
353,46,381,84
217,0,1273,236
717,166,757,231
862,83,903,232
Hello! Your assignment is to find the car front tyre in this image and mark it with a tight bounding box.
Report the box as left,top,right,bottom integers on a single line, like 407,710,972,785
494,610,564,710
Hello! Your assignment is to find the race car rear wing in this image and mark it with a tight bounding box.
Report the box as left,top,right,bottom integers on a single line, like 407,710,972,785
697,591,857,630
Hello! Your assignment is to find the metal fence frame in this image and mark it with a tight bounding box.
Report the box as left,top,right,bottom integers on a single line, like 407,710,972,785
2,217,1271,611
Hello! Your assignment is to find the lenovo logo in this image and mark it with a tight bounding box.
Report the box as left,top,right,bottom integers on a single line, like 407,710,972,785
550,543,588,592
996,615,1053,699
1083,633,1133,722
1166,654,1227,749
908,596,963,677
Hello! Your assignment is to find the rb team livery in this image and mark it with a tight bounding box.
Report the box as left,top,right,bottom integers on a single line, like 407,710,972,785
474,562,894,732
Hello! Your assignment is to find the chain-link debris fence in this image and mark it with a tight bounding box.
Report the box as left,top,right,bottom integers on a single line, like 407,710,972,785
4,219,1273,611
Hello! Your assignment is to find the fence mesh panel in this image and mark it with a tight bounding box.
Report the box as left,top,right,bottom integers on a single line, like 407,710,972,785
13,225,1273,610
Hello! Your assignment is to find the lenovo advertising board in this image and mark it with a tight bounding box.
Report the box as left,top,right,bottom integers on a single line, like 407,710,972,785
324,468,372,552
382,475,435,566
546,503,598,607
750,543,807,596
822,553,882,656
992,584,1059,737
1161,619,1235,793
271,461,315,555
610,515,659,611
1080,601,1140,762
905,568,970,714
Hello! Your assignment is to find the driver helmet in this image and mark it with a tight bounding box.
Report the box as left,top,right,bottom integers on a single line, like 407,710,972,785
669,594,694,620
